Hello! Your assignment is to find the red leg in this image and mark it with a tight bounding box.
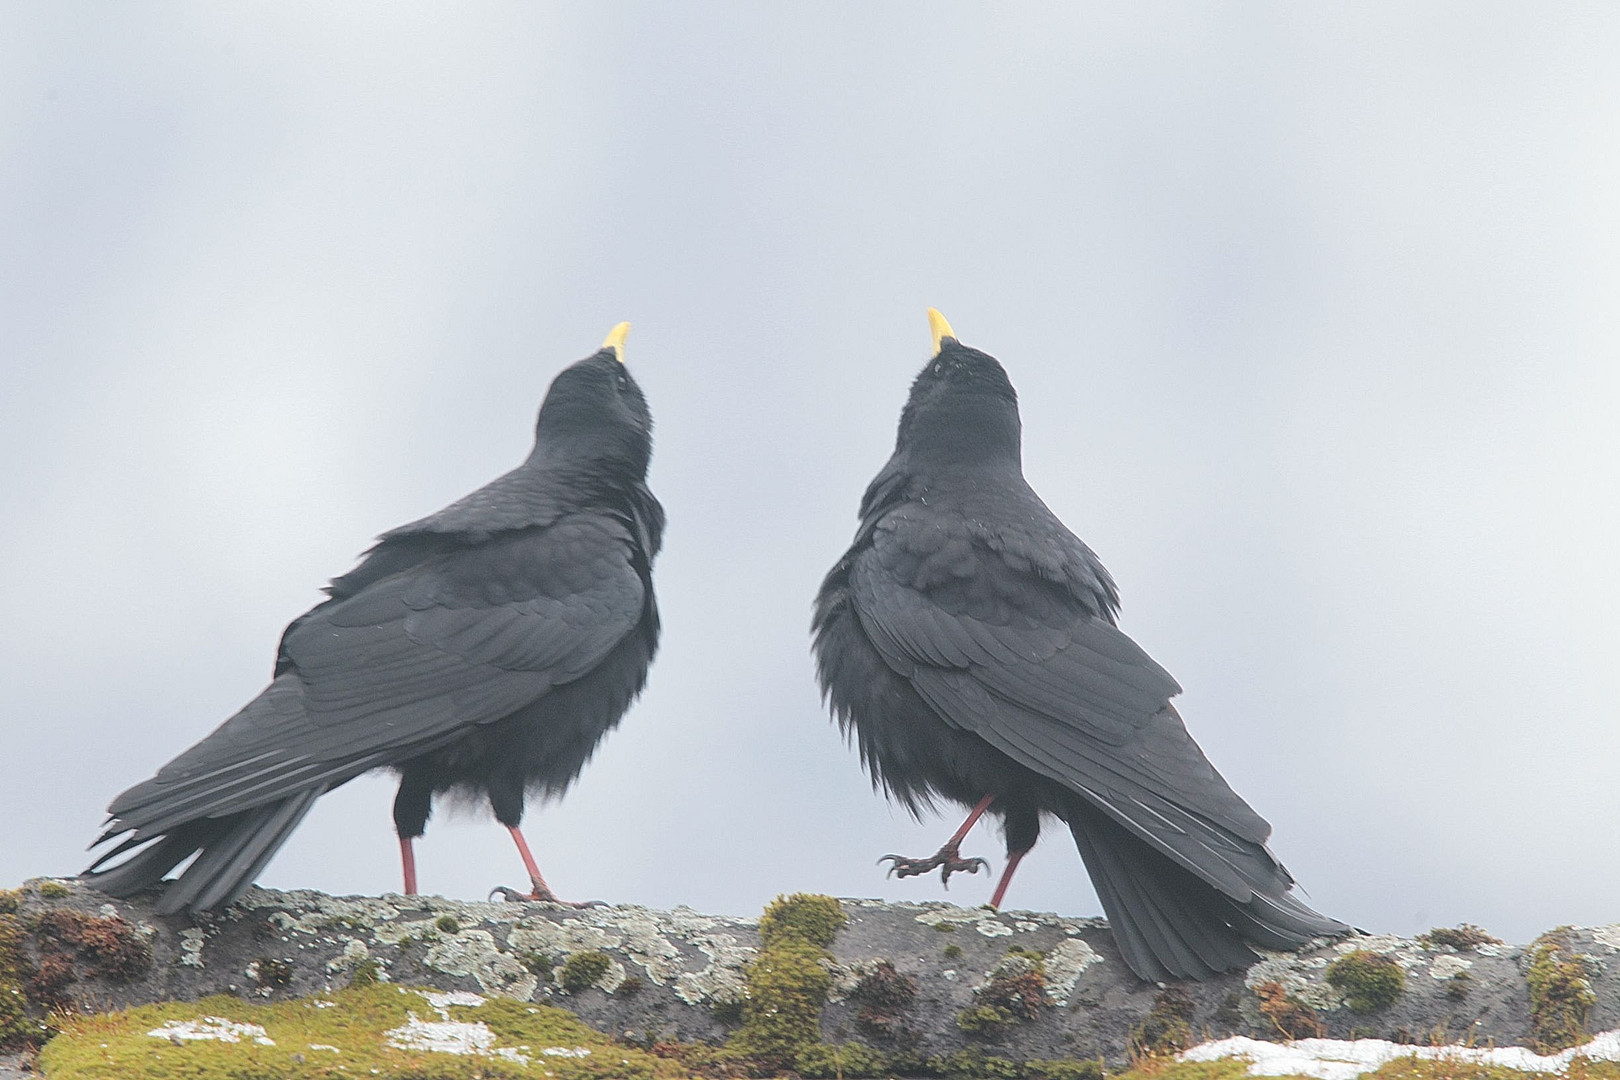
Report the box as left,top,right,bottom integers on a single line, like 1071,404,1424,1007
506,825,561,902
880,793,996,887
399,836,418,896
946,794,996,846
988,847,1029,909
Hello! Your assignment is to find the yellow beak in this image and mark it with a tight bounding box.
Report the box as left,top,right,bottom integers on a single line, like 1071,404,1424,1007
927,308,955,355
601,322,631,363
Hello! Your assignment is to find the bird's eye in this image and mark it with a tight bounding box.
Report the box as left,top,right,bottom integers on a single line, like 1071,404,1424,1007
614,370,630,392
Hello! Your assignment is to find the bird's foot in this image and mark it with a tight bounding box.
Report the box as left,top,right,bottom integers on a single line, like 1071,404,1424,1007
488,883,606,908
879,844,989,888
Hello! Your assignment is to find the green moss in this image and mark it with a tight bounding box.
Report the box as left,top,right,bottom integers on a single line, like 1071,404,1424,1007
1131,986,1196,1056
935,920,961,932
615,974,643,997
348,957,382,987
0,908,51,1049
957,1004,1015,1039
931,1046,1022,1078
434,914,461,935
728,893,844,1071
1527,928,1596,1053
1418,924,1502,951
0,890,19,916
517,950,555,980
1445,972,1472,1001
795,1040,893,1078
959,950,1046,1040
35,881,71,899
1326,950,1406,1014
1110,1060,1259,1080
730,938,833,1067
1021,1060,1106,1080
757,892,846,949
1360,1056,1576,1080
944,943,964,960
38,983,682,1080
558,950,613,993
783,1039,1109,1080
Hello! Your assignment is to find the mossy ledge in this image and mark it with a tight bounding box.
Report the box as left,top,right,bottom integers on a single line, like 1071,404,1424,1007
5,878,1620,1076
1527,928,1599,1053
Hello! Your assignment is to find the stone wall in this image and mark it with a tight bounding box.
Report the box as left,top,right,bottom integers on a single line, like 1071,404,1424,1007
4,878,1619,1077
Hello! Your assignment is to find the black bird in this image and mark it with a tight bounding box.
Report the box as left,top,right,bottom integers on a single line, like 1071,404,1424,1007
85,324,663,914
812,310,1346,981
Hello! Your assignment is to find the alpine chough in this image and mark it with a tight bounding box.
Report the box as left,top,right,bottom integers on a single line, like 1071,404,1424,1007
812,310,1346,980
85,324,663,914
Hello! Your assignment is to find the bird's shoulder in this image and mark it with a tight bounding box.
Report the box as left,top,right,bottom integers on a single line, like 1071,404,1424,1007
860,485,1119,626
378,461,572,542
275,508,647,678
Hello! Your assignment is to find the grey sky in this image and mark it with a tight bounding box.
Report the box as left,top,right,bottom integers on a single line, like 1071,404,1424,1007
3,6,1617,945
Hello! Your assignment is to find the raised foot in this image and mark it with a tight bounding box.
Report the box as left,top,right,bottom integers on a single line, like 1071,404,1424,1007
878,845,990,888
487,885,607,908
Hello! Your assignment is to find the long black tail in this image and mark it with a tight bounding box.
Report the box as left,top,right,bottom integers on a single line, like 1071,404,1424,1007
1066,801,1345,981
83,787,324,915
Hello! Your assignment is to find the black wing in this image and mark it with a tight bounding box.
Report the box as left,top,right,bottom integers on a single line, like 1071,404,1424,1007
848,508,1289,903
98,513,648,843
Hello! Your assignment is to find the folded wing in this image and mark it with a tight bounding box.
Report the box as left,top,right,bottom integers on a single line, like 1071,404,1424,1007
95,514,646,848
849,519,1293,903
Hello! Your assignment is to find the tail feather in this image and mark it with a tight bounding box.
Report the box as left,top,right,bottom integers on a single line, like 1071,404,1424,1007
81,827,209,897
158,787,325,914
1067,804,1344,981
83,787,325,916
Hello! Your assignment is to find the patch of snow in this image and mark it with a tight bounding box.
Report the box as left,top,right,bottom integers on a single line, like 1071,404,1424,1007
147,1017,275,1046
540,1047,592,1057
308,1044,341,1053
975,920,1014,938
1182,1029,1620,1079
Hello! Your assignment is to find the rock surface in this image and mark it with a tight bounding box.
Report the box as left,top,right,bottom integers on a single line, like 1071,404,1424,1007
5,878,1620,1075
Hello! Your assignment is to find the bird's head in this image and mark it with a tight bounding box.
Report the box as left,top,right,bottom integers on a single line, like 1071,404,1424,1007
531,322,653,478
894,309,1022,469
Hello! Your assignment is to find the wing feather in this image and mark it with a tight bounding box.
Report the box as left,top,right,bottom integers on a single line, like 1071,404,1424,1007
849,518,1285,901
102,514,645,837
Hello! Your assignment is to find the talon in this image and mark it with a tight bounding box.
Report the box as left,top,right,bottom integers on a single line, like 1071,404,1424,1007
488,884,605,908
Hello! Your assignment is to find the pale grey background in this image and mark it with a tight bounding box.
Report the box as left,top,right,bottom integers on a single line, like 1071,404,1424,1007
3,6,1617,945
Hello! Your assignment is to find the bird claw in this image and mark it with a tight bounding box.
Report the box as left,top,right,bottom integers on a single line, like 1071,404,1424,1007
878,847,989,888
488,885,534,903
487,885,607,909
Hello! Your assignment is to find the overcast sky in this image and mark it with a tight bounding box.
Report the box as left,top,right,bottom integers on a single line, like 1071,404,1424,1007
3,5,1617,946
